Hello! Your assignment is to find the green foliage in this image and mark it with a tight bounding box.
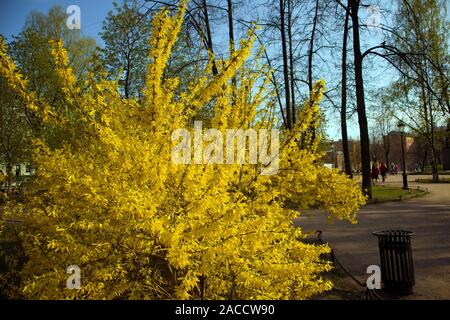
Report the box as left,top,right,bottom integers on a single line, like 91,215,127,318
10,5,97,148
0,44,32,190
101,0,152,98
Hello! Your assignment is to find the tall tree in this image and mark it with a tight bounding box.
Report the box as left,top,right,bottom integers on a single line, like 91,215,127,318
370,89,397,167
287,0,296,124
340,1,352,177
389,0,449,182
348,0,372,198
307,0,320,94
10,5,96,148
0,74,31,191
199,0,219,76
101,0,152,99
280,0,292,129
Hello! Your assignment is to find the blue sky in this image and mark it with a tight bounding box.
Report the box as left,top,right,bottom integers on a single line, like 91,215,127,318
0,0,360,140
0,0,114,45
2,1,446,141
0,0,390,139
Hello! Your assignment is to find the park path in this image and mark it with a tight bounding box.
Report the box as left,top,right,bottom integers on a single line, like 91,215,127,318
294,175,450,300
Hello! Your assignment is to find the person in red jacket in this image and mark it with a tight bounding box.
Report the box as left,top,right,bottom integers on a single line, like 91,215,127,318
379,162,388,182
371,163,379,184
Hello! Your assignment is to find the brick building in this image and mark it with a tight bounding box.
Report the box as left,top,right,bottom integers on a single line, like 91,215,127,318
384,131,415,171
326,126,449,173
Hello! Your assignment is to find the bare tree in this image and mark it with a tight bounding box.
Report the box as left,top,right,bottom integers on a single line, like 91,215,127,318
340,0,352,177
339,0,373,198
280,0,292,129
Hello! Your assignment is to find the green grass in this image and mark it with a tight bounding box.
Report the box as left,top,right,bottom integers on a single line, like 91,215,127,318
370,186,425,203
408,171,450,176
414,178,450,183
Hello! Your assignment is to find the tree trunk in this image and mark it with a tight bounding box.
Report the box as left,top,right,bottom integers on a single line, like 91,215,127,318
382,133,390,168
431,147,439,182
227,0,238,105
227,0,235,56
308,0,319,93
424,59,439,182
430,106,440,182
421,148,427,172
350,0,372,198
384,145,390,169
308,0,320,143
227,0,236,79
124,55,131,99
202,0,219,76
280,0,292,129
341,2,352,178
287,0,296,124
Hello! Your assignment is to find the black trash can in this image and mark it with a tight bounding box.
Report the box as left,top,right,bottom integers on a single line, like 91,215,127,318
373,230,415,295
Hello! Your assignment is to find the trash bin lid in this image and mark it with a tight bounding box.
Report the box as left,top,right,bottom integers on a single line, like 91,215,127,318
372,230,415,237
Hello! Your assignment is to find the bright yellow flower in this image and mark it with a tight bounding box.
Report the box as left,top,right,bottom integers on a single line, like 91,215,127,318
0,1,365,300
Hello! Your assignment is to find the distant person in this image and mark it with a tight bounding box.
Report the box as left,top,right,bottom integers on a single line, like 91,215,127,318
371,163,379,184
380,162,388,182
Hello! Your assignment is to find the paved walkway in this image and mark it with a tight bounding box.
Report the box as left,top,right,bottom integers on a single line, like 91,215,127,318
294,174,450,300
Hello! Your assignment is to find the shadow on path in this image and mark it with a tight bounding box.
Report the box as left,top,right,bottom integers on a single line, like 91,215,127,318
295,176,450,300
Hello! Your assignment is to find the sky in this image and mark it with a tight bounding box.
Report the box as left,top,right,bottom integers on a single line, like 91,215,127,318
0,0,359,140
0,0,114,45
0,1,447,141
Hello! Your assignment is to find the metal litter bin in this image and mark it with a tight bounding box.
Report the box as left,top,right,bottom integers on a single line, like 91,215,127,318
373,230,415,295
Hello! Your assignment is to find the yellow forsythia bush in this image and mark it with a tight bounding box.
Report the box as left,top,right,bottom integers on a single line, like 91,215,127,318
0,2,365,299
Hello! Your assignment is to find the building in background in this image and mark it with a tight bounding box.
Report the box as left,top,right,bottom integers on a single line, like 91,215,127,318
324,139,360,172
384,131,415,171
325,126,449,174
0,163,35,176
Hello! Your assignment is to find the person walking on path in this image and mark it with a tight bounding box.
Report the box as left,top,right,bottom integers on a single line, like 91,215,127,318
380,162,388,182
371,163,379,185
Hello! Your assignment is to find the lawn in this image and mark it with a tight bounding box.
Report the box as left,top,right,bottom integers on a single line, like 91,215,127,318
370,185,425,203
408,171,450,176
414,178,450,184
